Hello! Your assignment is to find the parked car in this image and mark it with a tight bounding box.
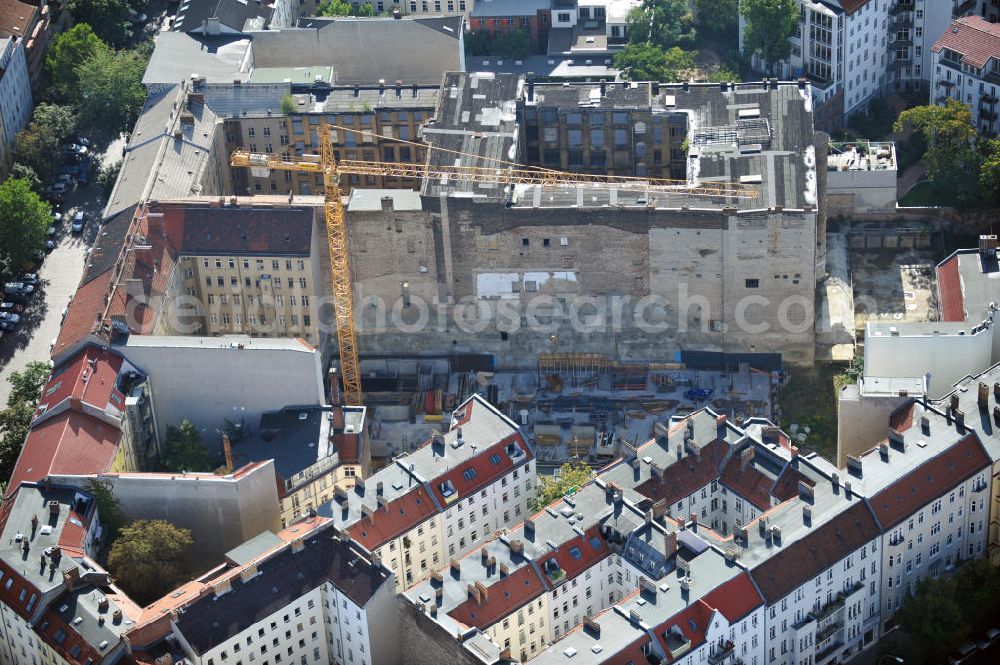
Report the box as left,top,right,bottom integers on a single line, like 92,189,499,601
46,182,68,199
55,174,74,186
128,9,147,22
0,312,21,326
948,642,978,665
4,282,33,297
63,143,87,156
977,628,1000,651
19,273,40,287
77,157,91,185
45,238,56,252
52,211,63,225
47,225,56,238
0,319,16,333
75,136,91,147
0,302,24,314
72,211,86,233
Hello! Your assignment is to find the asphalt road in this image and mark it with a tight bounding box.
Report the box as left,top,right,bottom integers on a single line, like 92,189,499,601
0,179,104,406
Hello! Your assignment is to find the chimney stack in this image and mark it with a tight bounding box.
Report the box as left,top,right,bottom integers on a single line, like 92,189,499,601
524,517,536,540
950,393,961,412
979,382,989,410
955,408,966,432
664,531,677,559
223,433,234,473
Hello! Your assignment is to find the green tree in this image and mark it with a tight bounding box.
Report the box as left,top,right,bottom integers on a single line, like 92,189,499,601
281,94,297,115
530,461,594,510
898,575,970,664
627,0,695,49
107,520,194,604
707,66,741,83
741,0,799,74
76,47,148,137
162,419,215,472
13,104,77,184
615,43,695,82
65,0,132,46
45,24,109,100
97,160,122,197
953,558,1000,635
0,402,33,483
694,0,737,37
353,2,377,16
317,0,352,16
894,100,977,186
977,139,1000,206
0,178,50,273
9,164,41,193
84,479,126,538
494,29,530,58
0,362,52,484
7,362,52,408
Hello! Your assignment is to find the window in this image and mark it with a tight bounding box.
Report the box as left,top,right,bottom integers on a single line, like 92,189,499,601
745,279,759,289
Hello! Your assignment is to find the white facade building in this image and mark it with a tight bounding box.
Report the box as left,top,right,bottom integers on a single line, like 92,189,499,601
931,16,1000,135
0,37,32,180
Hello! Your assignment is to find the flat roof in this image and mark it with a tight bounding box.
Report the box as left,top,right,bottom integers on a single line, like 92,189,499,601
233,407,332,482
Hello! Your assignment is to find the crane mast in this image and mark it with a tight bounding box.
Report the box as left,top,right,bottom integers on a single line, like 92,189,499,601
231,122,759,407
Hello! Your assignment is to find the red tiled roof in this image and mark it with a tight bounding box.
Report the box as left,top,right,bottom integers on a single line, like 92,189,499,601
53,269,115,358
428,433,530,506
938,255,965,322
751,501,880,604
770,463,814,503
35,346,125,421
653,600,715,663
153,201,314,256
345,484,438,550
932,17,1000,69
535,525,609,585
0,0,37,38
634,439,729,507
448,563,546,629
719,454,772,511
5,411,121,498
701,572,763,622
839,0,871,15
870,433,990,530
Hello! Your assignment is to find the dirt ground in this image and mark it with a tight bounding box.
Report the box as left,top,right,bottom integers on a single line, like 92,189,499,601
851,249,939,331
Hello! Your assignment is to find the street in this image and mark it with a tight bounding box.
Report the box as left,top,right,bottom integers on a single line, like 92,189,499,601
0,178,103,406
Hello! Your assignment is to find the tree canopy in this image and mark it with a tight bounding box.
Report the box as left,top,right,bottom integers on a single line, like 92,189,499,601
741,0,799,73
76,46,149,137
614,43,696,82
14,104,78,183
979,139,1000,206
0,178,50,274
107,520,194,604
694,0,737,37
0,362,51,484
84,479,126,537
531,461,594,510
45,24,109,100
894,100,977,185
162,420,216,472
897,559,1000,664
65,0,132,46
627,0,695,49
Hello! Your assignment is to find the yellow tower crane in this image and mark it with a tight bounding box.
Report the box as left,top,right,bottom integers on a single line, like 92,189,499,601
232,123,759,406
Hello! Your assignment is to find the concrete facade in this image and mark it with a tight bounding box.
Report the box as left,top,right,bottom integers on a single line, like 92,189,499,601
50,462,282,561
116,335,325,443
0,37,31,179
825,142,897,215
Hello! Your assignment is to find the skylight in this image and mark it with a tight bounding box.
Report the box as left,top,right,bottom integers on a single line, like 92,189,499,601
569,546,582,560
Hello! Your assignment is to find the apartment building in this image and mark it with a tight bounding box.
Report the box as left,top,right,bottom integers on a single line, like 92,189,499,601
0,0,52,86
320,393,534,590
931,16,1000,134
226,83,439,196
150,199,327,344
234,405,371,527
126,518,399,665
0,36,30,179
0,483,138,665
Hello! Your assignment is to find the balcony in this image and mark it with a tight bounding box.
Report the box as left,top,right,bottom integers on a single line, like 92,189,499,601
812,596,846,622
708,641,736,665
816,621,843,645
983,93,999,105
890,1,914,16
936,78,957,88
982,109,999,123
891,13,914,31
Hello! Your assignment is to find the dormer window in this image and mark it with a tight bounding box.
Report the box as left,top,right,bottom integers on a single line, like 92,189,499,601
440,480,456,498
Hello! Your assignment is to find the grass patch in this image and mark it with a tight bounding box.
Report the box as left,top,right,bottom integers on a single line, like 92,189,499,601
899,180,959,207
778,363,847,462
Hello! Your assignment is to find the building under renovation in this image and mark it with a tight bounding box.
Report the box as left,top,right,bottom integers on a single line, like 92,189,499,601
343,74,825,365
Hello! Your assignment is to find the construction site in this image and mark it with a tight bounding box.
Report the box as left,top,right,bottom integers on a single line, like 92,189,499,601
360,354,777,471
